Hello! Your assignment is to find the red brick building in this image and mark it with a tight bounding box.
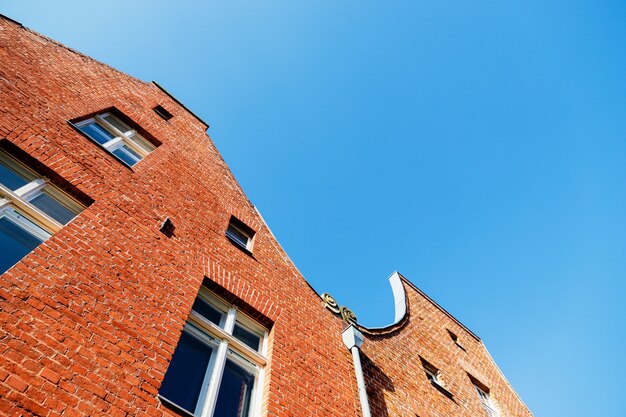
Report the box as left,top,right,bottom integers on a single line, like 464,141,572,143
0,15,533,417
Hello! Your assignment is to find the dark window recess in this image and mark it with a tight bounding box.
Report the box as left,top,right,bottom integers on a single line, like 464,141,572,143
447,329,466,351
71,110,158,168
213,358,254,417
0,146,88,274
159,331,214,414
0,214,45,274
159,217,175,238
225,216,255,251
153,105,174,121
447,329,458,342
233,323,261,351
192,298,224,326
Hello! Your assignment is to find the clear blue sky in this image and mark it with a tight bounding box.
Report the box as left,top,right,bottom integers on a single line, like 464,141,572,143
3,2,625,416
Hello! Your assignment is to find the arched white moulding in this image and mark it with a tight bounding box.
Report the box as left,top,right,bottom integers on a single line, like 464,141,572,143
360,271,407,331
389,271,407,325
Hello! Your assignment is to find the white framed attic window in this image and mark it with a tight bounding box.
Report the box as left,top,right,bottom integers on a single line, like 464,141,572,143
474,384,499,417
424,364,443,386
225,216,255,252
75,112,156,167
0,149,85,274
159,288,268,417
420,357,451,394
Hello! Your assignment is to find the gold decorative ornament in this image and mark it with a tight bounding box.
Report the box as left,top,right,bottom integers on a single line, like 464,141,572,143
322,293,341,314
340,306,357,325
322,293,357,324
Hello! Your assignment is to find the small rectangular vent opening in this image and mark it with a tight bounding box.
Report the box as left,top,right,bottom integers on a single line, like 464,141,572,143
153,105,174,121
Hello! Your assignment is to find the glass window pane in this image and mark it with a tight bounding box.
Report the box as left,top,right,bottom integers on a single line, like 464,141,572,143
111,145,141,166
213,358,255,417
226,225,249,248
233,324,261,352
102,114,131,134
30,191,77,225
160,331,214,415
192,298,224,326
79,122,115,145
0,213,46,274
129,133,155,153
0,161,29,191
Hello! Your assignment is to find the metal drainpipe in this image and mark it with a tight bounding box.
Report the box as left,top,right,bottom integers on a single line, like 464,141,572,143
342,325,372,417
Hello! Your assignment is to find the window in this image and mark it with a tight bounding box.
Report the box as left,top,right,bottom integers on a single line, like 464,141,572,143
75,112,156,166
159,288,267,417
419,357,445,387
0,150,85,274
474,384,499,417
447,329,466,351
447,329,458,343
225,217,255,251
423,364,443,387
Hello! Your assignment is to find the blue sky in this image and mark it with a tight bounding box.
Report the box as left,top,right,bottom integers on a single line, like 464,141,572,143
3,2,625,416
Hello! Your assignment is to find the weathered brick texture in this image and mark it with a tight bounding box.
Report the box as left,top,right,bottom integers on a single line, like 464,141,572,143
0,15,532,417
359,275,533,417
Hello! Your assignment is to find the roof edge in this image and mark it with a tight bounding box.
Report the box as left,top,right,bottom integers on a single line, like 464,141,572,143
396,272,481,341
0,13,24,27
152,81,209,129
359,271,481,342
481,343,533,413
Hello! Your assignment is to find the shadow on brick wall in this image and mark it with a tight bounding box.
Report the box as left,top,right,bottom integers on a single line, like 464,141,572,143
361,353,394,417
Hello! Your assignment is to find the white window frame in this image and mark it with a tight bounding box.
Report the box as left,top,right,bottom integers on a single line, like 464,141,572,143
0,151,83,234
0,150,85,273
225,221,254,251
474,384,499,417
159,288,268,417
75,112,156,166
424,366,444,387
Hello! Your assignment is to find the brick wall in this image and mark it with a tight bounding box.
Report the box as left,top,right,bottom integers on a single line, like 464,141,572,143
0,16,359,417
0,15,532,417
360,274,533,417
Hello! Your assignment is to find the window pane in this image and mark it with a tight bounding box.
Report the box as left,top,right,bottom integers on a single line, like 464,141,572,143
0,213,46,274
129,133,155,153
30,191,77,225
192,298,224,326
233,324,261,352
112,145,141,166
213,358,255,417
79,122,115,145
0,161,29,191
160,331,214,414
102,114,131,134
226,225,249,248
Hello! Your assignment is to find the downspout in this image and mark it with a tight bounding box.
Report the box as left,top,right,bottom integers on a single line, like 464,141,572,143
342,325,372,417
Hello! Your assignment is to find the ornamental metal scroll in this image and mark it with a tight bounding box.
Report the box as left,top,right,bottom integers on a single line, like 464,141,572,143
321,293,357,325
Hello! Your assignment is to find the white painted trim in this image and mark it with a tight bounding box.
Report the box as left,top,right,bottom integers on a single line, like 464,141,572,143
77,113,155,166
188,312,267,367
201,340,229,417
389,271,407,324
0,183,63,233
1,207,51,241
224,306,237,334
342,326,371,417
14,178,46,200
163,289,269,417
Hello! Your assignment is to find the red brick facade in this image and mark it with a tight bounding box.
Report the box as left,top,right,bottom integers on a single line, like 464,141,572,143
0,16,532,417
